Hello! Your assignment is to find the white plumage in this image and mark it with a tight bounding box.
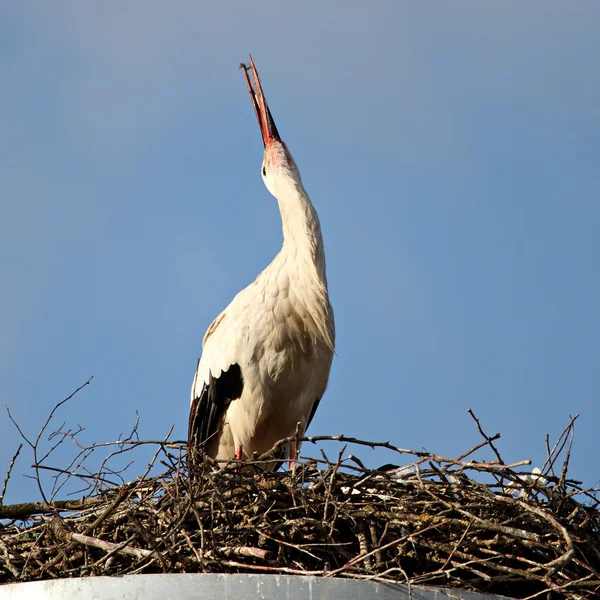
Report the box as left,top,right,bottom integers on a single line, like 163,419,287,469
188,57,334,468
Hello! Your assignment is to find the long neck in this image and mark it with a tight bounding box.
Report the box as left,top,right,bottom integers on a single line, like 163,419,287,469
277,182,327,284
275,179,334,354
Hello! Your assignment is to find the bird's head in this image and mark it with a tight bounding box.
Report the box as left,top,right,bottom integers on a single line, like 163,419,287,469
242,57,302,199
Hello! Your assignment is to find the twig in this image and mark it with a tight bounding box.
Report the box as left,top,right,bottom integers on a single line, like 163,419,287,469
0,443,23,505
0,498,102,520
218,546,272,560
6,377,93,509
467,409,504,464
51,518,151,560
541,415,579,478
558,416,577,492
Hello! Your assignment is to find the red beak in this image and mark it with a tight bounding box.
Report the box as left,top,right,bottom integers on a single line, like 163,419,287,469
241,56,281,147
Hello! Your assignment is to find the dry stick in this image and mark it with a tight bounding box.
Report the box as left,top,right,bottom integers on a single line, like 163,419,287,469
327,521,446,577
94,425,175,489
477,547,552,570
268,433,430,458
368,524,383,567
440,521,472,572
388,458,531,479
76,533,152,560
501,496,576,572
0,443,23,505
0,538,20,579
51,517,151,560
212,432,530,476
216,560,324,576
139,426,175,483
5,408,34,449
40,424,85,465
82,484,132,535
461,512,540,543
128,512,169,572
81,439,186,450
33,377,95,452
181,529,203,564
348,569,414,590
258,532,322,562
125,555,162,575
33,465,119,487
50,448,95,499
6,377,94,509
571,554,600,580
392,559,414,600
298,451,531,477
45,430,178,498
35,379,94,506
30,491,130,575
322,444,345,533
120,410,141,444
356,527,372,570
558,417,577,492
455,434,500,462
16,524,49,579
521,574,599,600
218,546,272,560
541,415,579,478
412,540,545,584
39,486,133,574
544,433,555,478
467,408,504,464
0,498,102,520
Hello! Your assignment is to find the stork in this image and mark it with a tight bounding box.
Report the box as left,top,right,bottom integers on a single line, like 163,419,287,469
188,57,335,469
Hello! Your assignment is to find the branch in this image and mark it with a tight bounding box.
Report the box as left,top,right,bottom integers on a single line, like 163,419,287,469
0,498,101,520
51,518,152,560
467,408,504,464
0,443,23,505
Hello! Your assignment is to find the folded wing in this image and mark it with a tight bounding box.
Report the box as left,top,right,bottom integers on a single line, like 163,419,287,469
188,310,244,459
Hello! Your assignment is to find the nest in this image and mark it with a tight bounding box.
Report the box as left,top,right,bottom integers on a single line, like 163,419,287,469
0,386,599,599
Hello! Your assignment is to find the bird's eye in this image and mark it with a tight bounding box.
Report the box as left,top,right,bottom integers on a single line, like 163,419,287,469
262,166,267,176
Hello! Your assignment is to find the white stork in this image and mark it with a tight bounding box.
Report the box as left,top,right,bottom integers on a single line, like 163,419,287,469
188,57,335,468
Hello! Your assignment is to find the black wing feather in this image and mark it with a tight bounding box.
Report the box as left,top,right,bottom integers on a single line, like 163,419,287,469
188,363,244,459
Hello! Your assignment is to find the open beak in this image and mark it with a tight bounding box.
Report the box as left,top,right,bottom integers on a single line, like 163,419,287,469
241,56,280,147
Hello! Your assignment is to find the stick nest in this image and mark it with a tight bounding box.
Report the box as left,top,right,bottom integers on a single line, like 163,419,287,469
1,398,599,599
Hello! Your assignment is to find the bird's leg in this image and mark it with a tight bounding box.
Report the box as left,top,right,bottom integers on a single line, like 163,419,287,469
235,445,243,460
288,421,302,471
288,445,297,472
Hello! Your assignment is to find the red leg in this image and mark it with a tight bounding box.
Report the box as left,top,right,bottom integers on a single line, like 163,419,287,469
235,445,243,460
288,446,297,471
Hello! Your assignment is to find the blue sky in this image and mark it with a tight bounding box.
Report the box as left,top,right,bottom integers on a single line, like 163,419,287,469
1,2,599,503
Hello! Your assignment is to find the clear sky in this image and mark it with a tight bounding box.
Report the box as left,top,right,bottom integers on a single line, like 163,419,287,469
1,2,599,503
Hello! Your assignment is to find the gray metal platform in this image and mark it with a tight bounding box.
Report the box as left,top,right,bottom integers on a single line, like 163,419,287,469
0,573,516,599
